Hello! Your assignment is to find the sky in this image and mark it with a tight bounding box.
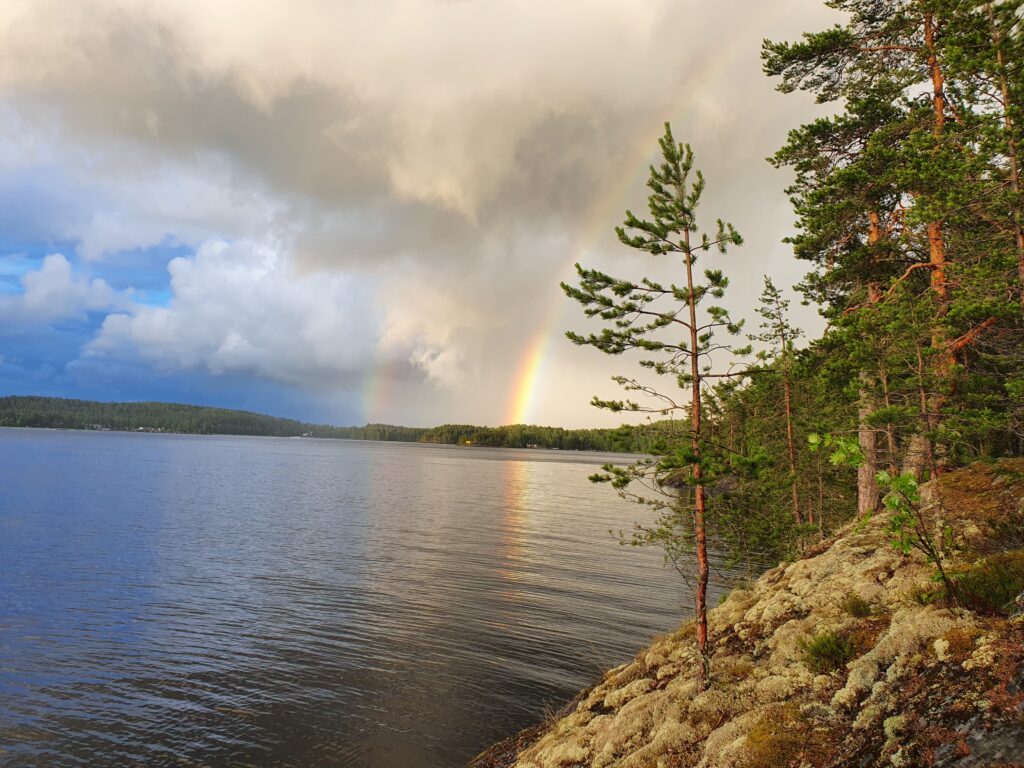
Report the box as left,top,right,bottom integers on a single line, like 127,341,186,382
0,0,841,428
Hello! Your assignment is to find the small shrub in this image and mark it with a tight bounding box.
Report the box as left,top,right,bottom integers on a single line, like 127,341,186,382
798,630,856,674
955,551,1024,615
908,583,941,606
840,593,872,617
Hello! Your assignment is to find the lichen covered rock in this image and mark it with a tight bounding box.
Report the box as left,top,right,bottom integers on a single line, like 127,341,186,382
470,461,1024,768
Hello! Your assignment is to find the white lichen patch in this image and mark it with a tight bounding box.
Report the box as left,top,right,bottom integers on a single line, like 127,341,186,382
963,634,998,670
602,678,654,710
832,607,958,711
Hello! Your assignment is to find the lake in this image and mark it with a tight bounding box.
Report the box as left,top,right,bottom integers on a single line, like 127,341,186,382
0,429,725,767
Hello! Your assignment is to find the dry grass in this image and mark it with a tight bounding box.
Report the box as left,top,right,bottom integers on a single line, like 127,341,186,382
848,615,891,656
936,460,1024,554
840,593,873,618
955,550,1024,615
743,704,829,768
716,656,755,683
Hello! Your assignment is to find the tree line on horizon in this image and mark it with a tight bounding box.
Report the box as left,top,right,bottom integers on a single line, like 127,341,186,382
563,0,1024,692
0,395,664,452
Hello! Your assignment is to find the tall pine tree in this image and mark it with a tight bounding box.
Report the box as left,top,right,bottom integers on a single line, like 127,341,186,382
563,124,747,691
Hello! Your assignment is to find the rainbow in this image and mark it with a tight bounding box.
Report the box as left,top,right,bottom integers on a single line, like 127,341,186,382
501,18,771,427
359,11,774,427
362,355,398,424
506,326,550,425
500,126,678,426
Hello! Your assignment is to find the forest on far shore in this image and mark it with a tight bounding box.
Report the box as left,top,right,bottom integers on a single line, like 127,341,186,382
0,395,656,452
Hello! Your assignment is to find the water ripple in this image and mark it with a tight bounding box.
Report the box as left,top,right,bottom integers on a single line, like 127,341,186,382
0,430,732,767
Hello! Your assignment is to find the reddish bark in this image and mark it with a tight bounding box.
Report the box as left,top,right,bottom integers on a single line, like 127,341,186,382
858,211,883,516
683,228,710,692
924,12,949,317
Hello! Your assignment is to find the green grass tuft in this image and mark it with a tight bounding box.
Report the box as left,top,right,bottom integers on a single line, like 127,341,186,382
840,593,872,617
798,629,856,674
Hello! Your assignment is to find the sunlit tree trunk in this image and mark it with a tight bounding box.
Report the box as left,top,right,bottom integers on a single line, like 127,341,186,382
858,211,883,514
683,228,710,693
922,11,951,472
925,12,949,317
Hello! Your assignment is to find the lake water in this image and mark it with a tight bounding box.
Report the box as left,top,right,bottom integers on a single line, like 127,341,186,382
0,429,724,767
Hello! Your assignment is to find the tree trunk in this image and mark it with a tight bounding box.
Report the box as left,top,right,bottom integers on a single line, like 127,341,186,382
775,290,801,525
923,11,952,470
858,211,883,514
816,453,825,534
987,3,1024,306
879,367,898,471
783,374,801,524
857,371,880,516
902,345,934,478
683,230,710,692
924,12,949,315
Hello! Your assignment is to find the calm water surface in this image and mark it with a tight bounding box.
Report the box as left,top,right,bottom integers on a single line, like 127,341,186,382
0,429,724,767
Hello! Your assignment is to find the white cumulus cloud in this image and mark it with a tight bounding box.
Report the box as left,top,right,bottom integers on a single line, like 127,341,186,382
86,240,373,385
84,239,472,391
0,253,122,323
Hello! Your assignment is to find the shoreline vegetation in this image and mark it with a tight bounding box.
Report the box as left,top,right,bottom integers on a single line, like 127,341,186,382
0,395,657,453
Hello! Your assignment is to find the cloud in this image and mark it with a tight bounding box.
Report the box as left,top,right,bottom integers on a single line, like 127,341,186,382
83,239,474,392
0,1,839,256
0,0,842,425
86,240,370,385
0,253,121,323
0,0,663,217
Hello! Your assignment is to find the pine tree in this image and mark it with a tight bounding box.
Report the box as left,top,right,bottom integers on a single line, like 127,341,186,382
562,123,748,691
764,0,1018,478
752,277,804,524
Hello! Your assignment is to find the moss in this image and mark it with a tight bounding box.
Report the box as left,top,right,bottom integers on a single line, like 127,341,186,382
954,550,1024,615
798,629,856,674
743,704,813,768
882,714,906,741
840,593,873,617
939,625,980,659
500,463,1024,768
848,615,890,656
602,678,653,710
936,460,1024,554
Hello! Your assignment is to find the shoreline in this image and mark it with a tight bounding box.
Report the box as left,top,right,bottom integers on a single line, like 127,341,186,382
469,461,1024,768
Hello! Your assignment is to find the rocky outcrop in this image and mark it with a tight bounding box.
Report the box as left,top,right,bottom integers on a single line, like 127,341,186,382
471,461,1024,768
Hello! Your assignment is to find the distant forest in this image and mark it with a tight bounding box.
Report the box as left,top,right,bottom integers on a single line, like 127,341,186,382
0,396,650,452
